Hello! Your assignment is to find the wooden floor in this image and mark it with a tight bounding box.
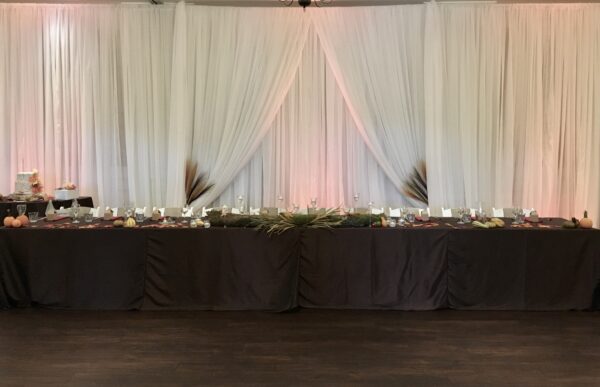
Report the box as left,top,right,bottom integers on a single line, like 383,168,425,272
0,309,599,386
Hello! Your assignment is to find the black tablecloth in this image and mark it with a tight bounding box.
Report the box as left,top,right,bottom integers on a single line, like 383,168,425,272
447,228,600,310
0,219,599,311
0,228,145,309
0,197,94,222
299,228,449,310
143,228,301,311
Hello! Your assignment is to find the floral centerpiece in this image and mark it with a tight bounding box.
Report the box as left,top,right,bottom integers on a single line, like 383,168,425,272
29,169,43,194
61,181,77,190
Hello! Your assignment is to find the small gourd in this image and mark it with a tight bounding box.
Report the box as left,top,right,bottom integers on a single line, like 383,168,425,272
562,218,578,229
380,216,389,227
113,219,124,227
11,219,22,228
151,209,161,221
579,211,593,229
3,216,15,227
16,215,29,226
491,218,505,227
124,217,137,228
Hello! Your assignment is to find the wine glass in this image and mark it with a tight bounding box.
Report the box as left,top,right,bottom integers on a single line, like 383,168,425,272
513,207,524,224
72,202,80,224
368,201,374,227
462,208,472,224
181,205,190,223
17,204,27,217
310,197,317,210
292,203,299,214
456,208,465,224
237,195,245,214
406,210,416,223
351,193,360,213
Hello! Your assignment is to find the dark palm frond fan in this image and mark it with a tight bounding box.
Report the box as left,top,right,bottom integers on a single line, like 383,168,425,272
402,160,428,205
184,160,214,206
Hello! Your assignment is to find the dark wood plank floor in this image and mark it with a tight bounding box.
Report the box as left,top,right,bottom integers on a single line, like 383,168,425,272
0,309,599,386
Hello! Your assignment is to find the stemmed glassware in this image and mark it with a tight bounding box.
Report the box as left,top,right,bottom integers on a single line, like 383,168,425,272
513,207,525,224
277,195,284,210
17,204,27,217
461,208,471,224
406,210,416,223
181,205,190,223
237,195,245,214
71,200,80,224
457,208,465,224
399,207,407,225
351,193,360,213
310,197,317,210
124,202,134,220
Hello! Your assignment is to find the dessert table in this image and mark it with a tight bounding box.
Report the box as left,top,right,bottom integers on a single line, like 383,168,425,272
0,217,598,311
0,197,94,222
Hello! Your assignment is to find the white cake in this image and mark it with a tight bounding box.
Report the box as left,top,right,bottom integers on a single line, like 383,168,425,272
15,172,33,193
54,189,79,201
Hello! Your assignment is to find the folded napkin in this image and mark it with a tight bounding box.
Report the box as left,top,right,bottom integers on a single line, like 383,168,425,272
389,208,401,217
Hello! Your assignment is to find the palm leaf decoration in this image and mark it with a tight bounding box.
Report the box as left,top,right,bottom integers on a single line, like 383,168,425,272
184,159,214,206
257,207,342,236
402,160,428,205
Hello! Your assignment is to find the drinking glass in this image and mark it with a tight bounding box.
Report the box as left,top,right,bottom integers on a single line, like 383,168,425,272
84,213,94,223
456,208,464,224
72,205,80,224
28,212,39,223
135,212,145,223
406,211,416,223
513,207,525,224
461,208,471,224
400,207,407,221
17,204,27,217
203,219,211,228
181,205,190,223
477,209,487,223
237,195,245,214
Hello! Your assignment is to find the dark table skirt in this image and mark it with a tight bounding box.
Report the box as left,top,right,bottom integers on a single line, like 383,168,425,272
1,225,598,311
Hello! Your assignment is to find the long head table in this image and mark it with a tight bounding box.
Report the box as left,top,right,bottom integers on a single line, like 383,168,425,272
0,217,598,311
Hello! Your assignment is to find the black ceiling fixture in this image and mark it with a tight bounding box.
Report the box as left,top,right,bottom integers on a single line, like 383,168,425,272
279,0,332,10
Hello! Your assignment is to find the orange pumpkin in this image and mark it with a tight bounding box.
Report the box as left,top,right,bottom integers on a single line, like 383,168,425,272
16,215,29,226
579,211,593,229
11,219,22,228
3,216,15,227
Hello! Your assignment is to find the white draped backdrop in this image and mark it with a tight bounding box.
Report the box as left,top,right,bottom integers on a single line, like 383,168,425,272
0,2,599,220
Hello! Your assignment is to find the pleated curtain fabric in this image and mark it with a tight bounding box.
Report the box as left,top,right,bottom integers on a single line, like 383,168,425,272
0,2,599,221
